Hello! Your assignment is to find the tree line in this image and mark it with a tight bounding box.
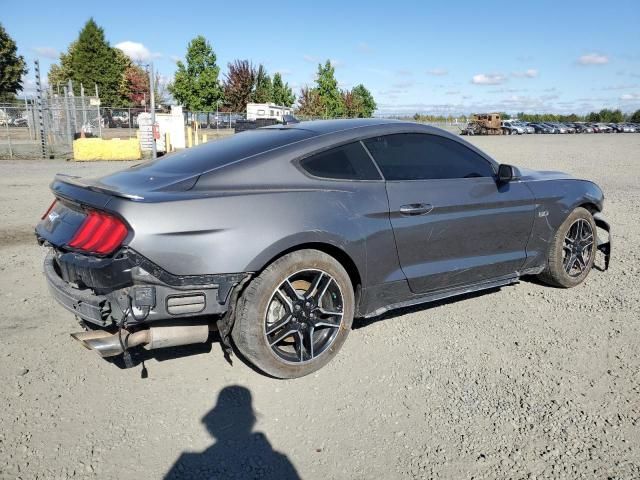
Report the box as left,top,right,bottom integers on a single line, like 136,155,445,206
0,18,377,118
507,109,640,124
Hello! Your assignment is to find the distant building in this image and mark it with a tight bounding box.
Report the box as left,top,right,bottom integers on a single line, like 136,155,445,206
246,103,293,121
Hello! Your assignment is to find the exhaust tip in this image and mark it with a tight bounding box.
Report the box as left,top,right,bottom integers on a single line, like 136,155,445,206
70,330,113,351
70,330,125,357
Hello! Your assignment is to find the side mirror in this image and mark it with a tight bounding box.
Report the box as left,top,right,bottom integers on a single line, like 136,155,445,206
497,164,515,183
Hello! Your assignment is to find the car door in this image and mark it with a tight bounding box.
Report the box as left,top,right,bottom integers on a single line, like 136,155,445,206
363,133,535,294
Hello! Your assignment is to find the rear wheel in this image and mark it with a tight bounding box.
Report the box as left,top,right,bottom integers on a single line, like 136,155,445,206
232,249,354,378
539,207,597,288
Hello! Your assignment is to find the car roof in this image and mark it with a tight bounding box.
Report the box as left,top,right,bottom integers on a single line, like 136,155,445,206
263,118,404,136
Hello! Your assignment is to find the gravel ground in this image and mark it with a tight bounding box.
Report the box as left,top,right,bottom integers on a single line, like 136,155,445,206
0,133,639,479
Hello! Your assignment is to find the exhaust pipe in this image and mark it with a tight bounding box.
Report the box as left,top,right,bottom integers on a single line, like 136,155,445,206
71,324,210,358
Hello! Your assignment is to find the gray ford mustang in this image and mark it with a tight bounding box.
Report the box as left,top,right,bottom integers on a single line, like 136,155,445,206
36,119,611,378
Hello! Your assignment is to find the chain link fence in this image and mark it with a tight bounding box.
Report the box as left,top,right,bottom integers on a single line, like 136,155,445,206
0,97,464,160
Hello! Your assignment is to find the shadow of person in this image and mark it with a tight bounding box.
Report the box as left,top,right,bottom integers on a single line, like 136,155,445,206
164,385,300,480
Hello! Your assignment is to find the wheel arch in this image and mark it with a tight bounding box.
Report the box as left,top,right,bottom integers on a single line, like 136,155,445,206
255,242,361,290
577,201,601,214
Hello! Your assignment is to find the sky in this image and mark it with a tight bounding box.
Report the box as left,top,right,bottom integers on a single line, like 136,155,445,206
4,0,640,115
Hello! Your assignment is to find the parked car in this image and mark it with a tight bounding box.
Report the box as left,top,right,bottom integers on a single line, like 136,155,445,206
530,123,554,134
11,117,28,127
595,123,613,133
540,123,561,134
571,123,594,133
501,120,525,135
35,119,611,378
513,121,534,134
547,122,568,134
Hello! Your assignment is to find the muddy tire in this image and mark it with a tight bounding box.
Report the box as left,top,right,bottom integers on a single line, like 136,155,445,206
539,207,597,288
232,249,354,379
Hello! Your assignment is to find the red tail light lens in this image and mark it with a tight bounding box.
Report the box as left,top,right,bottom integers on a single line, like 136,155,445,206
68,210,129,255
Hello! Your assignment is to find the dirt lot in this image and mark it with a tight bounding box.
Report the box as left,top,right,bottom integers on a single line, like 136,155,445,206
0,134,639,479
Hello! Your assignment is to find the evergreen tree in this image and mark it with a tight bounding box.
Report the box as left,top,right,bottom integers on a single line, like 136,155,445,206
351,84,376,117
47,19,124,105
315,60,344,117
253,64,272,104
271,72,295,107
169,36,223,111
0,22,28,101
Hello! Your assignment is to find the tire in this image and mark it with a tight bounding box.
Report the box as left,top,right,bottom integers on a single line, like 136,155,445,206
232,249,355,378
539,207,597,288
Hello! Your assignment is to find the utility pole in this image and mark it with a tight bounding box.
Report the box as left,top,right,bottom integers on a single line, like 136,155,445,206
148,63,157,159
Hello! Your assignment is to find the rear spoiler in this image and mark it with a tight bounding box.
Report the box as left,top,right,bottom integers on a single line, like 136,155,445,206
53,174,145,201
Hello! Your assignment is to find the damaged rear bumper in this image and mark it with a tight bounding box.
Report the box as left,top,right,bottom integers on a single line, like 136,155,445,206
42,248,250,328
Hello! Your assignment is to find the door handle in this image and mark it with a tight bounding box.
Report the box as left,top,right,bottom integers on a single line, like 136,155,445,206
399,203,433,216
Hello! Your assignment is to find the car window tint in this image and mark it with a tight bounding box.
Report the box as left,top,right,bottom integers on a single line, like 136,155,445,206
363,133,494,180
143,128,314,175
300,142,382,180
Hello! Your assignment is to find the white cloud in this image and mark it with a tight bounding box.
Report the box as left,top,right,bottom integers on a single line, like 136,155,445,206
330,59,345,68
471,73,506,85
115,41,162,62
426,68,448,76
578,53,609,65
601,84,637,90
32,47,59,59
392,81,414,89
396,69,413,77
303,54,318,63
620,93,640,101
445,90,460,95
169,55,181,63
356,42,371,54
512,68,538,78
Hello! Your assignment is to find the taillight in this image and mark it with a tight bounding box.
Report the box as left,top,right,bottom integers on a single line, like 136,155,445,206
68,210,129,255
41,199,57,220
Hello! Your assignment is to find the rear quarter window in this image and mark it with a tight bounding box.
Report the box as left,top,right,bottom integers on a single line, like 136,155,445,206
142,129,313,175
299,142,382,180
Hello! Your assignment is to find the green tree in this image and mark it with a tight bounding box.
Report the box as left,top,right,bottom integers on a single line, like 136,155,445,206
351,84,376,117
47,19,124,105
630,109,640,123
0,23,28,101
315,60,344,117
586,111,600,122
169,36,223,111
271,72,295,107
223,59,256,112
253,64,272,104
609,109,624,123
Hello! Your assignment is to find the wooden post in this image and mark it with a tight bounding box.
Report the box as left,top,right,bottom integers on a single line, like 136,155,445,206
202,134,207,143
187,126,193,148
165,132,171,152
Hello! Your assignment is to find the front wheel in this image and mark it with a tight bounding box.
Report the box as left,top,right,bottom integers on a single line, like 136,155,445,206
539,207,597,288
232,249,354,378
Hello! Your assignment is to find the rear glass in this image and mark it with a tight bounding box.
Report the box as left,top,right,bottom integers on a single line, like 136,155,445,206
138,128,313,175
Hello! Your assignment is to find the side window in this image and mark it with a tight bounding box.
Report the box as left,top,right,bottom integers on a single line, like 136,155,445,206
363,133,494,181
300,142,382,180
